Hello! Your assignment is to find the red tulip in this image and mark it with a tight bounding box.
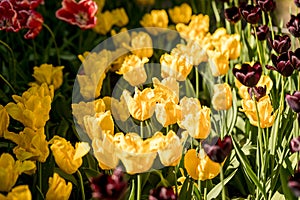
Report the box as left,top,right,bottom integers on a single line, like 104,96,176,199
56,0,98,29
0,0,21,32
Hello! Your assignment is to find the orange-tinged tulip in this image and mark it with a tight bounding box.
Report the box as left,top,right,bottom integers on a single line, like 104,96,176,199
0,105,9,137
168,3,192,24
50,136,90,174
240,95,277,128
45,173,72,200
212,83,232,111
184,149,221,180
30,64,64,90
0,153,36,192
178,97,211,139
0,185,32,200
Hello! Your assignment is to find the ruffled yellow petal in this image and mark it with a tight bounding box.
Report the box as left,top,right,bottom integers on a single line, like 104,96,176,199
0,105,9,137
168,3,192,24
45,173,72,200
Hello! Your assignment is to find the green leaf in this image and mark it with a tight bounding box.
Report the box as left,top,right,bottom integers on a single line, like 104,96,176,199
81,167,100,179
226,88,238,134
179,176,190,200
128,179,135,200
279,165,297,200
231,135,266,198
207,169,238,199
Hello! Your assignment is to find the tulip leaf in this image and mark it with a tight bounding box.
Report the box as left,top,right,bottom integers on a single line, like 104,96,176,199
279,165,297,200
178,176,191,200
128,179,135,200
231,135,266,198
207,168,238,199
226,88,238,134
81,167,100,179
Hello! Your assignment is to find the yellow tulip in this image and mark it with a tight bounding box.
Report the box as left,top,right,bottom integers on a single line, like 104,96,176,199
207,49,229,77
0,105,9,137
92,133,119,170
50,136,90,174
178,97,211,139
171,40,208,66
168,3,192,24
5,84,53,130
236,75,273,100
117,55,149,86
112,8,129,27
0,153,36,192
113,132,157,174
240,95,277,128
102,96,130,122
184,149,221,180
176,14,209,42
111,28,131,48
222,34,241,60
140,10,169,35
122,88,157,121
0,185,32,200
93,11,114,35
72,99,106,128
45,173,72,200
4,128,49,162
160,53,193,81
155,101,181,127
212,83,232,111
30,64,64,90
152,77,179,104
94,0,105,13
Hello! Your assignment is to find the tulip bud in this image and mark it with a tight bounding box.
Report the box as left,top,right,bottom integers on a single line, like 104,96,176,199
240,4,262,24
266,53,294,77
248,85,266,101
149,186,177,200
289,171,300,197
203,136,233,163
256,0,276,12
290,136,300,153
224,6,241,24
268,35,291,54
253,25,269,41
232,62,262,87
287,14,300,37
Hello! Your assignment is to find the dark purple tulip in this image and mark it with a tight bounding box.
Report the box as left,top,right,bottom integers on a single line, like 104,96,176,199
266,53,294,77
232,62,262,87
90,168,127,200
286,91,300,113
289,48,300,70
287,14,300,37
268,35,291,54
289,171,300,197
248,85,266,101
290,136,300,153
253,25,269,40
224,6,241,24
203,136,233,163
295,0,300,7
149,186,177,200
240,4,262,24
256,0,276,12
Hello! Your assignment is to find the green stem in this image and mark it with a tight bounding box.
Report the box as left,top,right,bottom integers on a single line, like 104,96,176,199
267,13,275,41
38,162,43,195
137,174,141,200
0,39,16,85
254,27,263,65
211,0,221,27
195,67,199,99
0,73,16,93
77,170,85,200
220,164,226,200
42,23,61,65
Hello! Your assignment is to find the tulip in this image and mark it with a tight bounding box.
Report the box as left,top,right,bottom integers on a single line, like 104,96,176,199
0,105,9,137
212,83,233,111
248,86,267,101
140,10,169,35
268,35,291,54
266,53,294,77
289,171,300,197
295,0,300,7
0,185,32,200
224,6,241,24
240,4,262,24
289,48,300,70
45,173,72,200
13,0,44,10
50,136,90,174
168,3,192,24
90,168,127,200
203,136,233,163
207,50,230,77
149,186,177,200
56,0,98,29
290,136,300,153
126,31,153,58
257,0,276,12
93,11,114,35
0,0,21,32
184,149,221,180
287,14,300,37
253,25,269,41
286,91,300,113
232,62,262,87
111,8,128,27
